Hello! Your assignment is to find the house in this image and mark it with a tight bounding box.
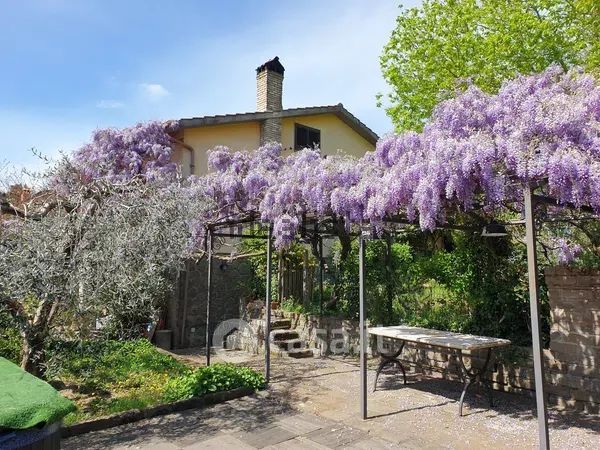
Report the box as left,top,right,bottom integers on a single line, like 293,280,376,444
167,58,378,349
171,57,378,176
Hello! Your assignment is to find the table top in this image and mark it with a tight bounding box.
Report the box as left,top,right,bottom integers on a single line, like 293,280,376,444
368,325,511,351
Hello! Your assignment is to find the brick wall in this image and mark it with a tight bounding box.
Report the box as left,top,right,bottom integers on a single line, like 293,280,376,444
256,70,283,112
256,67,283,144
545,267,600,412
260,118,282,144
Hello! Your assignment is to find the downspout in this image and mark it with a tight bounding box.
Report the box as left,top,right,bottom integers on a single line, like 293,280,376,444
170,136,195,176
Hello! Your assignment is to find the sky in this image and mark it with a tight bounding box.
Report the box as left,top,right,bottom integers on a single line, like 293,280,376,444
0,0,420,170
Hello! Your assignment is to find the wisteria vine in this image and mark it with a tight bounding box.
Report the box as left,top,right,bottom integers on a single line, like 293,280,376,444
72,120,179,183
190,67,600,248
64,67,600,252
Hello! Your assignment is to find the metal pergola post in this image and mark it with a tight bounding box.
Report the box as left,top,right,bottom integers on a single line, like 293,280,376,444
205,228,213,366
524,185,550,450
359,232,368,419
319,235,324,316
265,224,273,383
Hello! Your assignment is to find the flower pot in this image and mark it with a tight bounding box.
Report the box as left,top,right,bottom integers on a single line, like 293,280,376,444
154,329,173,350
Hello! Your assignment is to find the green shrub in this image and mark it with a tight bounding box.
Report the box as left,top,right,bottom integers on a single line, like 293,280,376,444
0,325,21,365
0,310,21,364
280,297,305,314
163,364,265,402
330,227,540,345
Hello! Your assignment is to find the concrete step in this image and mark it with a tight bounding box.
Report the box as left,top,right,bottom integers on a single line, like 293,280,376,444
274,338,304,350
271,329,299,341
271,319,292,330
287,348,314,358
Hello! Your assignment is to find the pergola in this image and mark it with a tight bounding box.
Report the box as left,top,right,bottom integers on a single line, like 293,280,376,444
199,185,594,450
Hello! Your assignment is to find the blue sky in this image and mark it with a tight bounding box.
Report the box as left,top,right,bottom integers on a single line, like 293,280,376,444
0,0,420,169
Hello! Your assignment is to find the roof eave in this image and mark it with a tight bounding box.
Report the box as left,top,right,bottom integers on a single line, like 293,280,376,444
178,105,379,146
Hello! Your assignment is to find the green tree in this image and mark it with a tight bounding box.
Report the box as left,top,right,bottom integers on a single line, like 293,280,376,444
380,0,600,131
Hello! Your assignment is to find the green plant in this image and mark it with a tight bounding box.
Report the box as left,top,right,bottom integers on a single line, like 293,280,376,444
163,364,265,402
49,339,191,424
46,339,187,388
332,239,416,325
380,0,599,131
329,226,544,346
0,310,21,364
280,297,305,314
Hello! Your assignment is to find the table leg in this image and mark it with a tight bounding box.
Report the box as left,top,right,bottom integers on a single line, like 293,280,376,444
456,348,493,416
373,341,406,392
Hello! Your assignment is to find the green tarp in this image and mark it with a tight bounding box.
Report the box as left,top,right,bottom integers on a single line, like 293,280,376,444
0,357,75,429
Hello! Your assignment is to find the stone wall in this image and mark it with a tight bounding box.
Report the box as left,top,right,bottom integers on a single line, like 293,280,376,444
212,266,600,413
545,267,600,412
168,258,252,348
273,267,600,413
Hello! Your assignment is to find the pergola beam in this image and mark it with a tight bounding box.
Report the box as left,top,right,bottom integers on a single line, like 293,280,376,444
534,194,595,214
264,224,273,383
359,232,368,419
205,228,213,366
524,186,550,450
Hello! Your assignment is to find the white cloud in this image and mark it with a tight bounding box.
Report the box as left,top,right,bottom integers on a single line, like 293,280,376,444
135,0,414,135
139,83,169,101
96,99,124,109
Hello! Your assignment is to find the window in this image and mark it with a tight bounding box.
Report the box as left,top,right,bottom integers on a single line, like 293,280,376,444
294,123,321,150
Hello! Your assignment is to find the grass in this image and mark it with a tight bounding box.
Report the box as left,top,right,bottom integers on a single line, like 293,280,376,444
45,339,264,425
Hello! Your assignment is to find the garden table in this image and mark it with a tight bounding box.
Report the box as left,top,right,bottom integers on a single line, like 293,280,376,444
369,325,511,416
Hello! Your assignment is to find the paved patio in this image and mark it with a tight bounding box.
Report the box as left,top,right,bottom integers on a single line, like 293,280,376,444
62,350,600,449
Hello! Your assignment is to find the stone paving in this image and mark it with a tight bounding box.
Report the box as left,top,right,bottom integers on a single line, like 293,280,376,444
62,391,398,449
62,350,600,449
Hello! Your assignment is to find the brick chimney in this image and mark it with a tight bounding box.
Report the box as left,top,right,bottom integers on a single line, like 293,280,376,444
256,57,284,144
256,56,284,111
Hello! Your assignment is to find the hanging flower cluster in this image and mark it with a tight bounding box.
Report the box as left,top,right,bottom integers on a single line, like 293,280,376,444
554,238,584,265
194,67,600,247
72,120,179,183
64,67,600,250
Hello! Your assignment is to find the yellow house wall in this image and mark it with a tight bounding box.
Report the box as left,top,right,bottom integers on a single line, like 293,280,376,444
173,122,261,176
281,113,374,158
174,113,375,176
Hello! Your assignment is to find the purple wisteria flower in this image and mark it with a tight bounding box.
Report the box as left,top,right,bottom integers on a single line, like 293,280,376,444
59,67,600,251
555,238,584,265
72,120,178,183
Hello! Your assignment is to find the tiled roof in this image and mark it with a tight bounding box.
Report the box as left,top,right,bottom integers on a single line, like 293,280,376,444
179,104,379,145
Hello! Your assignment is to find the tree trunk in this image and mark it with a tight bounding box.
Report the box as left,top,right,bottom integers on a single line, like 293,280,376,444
277,250,284,302
330,217,352,310
19,299,57,377
20,333,46,378
333,217,352,262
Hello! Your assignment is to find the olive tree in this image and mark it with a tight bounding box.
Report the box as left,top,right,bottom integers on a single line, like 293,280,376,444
0,170,212,375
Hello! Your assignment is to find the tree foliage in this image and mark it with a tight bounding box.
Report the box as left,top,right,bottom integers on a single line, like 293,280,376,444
0,122,211,375
379,0,600,131
331,228,538,345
